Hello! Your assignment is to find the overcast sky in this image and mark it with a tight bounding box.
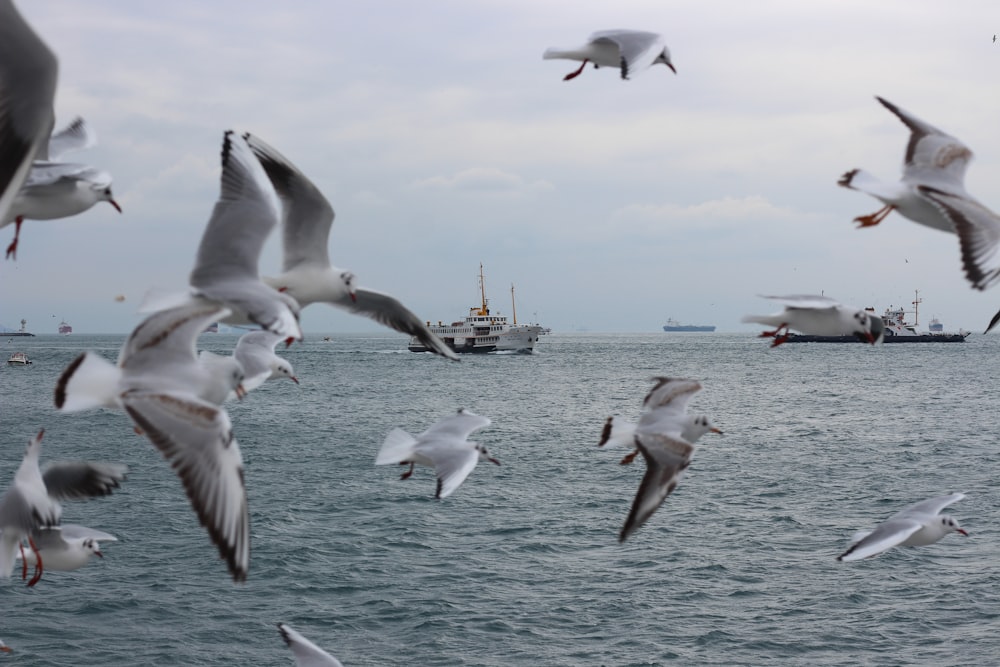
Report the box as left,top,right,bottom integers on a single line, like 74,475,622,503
2,1,999,334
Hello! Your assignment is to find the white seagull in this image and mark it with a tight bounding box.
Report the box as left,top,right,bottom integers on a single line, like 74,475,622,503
141,131,302,343
16,524,117,574
240,133,458,360
615,378,715,542
55,302,251,582
278,623,344,667
543,30,675,81
230,329,298,392
0,429,126,586
837,493,968,562
841,97,1000,296
4,116,121,260
599,375,722,465
741,294,884,346
0,0,57,229
376,408,499,499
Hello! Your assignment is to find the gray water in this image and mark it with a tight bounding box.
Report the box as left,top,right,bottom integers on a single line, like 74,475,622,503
1,332,998,666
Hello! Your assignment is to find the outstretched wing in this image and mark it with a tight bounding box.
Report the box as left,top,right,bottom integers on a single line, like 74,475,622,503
919,186,1000,291
837,518,922,562
123,390,249,583
876,96,972,191
590,30,662,79
619,432,694,542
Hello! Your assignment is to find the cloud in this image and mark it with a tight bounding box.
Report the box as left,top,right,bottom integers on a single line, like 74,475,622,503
408,167,553,196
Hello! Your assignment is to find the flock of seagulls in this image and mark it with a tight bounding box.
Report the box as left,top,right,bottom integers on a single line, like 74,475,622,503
0,4,983,661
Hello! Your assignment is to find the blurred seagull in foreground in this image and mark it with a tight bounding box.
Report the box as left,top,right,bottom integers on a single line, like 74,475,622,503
742,295,884,347
140,131,303,343
55,302,250,582
837,493,968,562
240,133,458,360
376,409,499,499
615,378,715,542
0,0,59,257
0,429,126,586
230,329,298,393
543,30,675,81
4,116,121,260
278,623,344,667
16,524,117,575
841,97,1000,300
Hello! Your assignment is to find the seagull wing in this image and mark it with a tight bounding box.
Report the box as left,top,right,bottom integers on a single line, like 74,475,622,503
45,117,97,161
876,97,972,192
419,409,492,441
343,287,459,361
41,461,127,501
120,302,231,376
641,377,703,414
243,132,334,272
123,391,249,582
189,131,281,288
0,0,57,224
277,623,344,667
837,518,923,561
894,492,966,519
919,186,1000,291
422,445,480,499
757,294,843,311
619,433,694,542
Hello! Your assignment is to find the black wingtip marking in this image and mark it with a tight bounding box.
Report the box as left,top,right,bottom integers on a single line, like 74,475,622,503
54,352,86,409
598,417,613,447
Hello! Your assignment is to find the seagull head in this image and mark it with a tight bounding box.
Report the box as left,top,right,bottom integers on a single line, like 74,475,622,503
99,185,122,213
656,47,677,74
474,443,501,466
273,359,299,384
852,310,883,345
340,271,357,302
82,538,104,558
942,516,969,537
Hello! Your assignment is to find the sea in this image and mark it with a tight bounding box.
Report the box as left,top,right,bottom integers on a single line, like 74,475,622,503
1,331,998,666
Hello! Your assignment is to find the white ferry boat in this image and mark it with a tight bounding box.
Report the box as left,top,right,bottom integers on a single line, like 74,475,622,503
408,265,544,354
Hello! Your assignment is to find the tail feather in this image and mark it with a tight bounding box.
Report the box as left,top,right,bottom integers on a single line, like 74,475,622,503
543,48,569,60
598,416,636,449
54,351,121,412
375,428,417,465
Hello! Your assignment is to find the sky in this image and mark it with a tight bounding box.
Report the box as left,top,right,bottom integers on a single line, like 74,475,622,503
2,0,999,334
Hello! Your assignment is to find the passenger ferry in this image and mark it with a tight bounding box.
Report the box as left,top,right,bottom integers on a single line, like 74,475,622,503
408,265,544,354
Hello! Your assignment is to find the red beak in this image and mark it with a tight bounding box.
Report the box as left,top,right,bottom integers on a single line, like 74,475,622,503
235,384,247,400
290,376,300,384
110,199,122,213
958,529,969,536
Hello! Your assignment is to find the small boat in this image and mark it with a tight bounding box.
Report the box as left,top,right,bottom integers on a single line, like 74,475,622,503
408,264,544,354
663,318,715,332
7,352,32,365
58,319,72,335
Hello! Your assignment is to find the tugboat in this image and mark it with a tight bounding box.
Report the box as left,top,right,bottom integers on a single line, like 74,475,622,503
408,264,544,354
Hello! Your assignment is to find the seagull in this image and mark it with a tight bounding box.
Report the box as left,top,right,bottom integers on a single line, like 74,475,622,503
140,131,302,343
839,96,968,234
840,97,1000,296
599,375,722,465
16,524,117,574
375,408,499,499
543,30,675,81
0,429,126,586
0,0,58,229
54,302,250,582
240,133,458,360
615,378,716,542
278,623,344,667
837,493,968,561
230,329,298,392
741,295,884,346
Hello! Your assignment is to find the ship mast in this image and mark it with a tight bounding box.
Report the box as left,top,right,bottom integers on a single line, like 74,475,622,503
912,289,921,326
511,284,518,325
477,262,489,316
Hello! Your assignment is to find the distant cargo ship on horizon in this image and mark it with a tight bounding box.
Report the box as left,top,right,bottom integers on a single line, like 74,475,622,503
662,318,716,332
58,319,73,335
